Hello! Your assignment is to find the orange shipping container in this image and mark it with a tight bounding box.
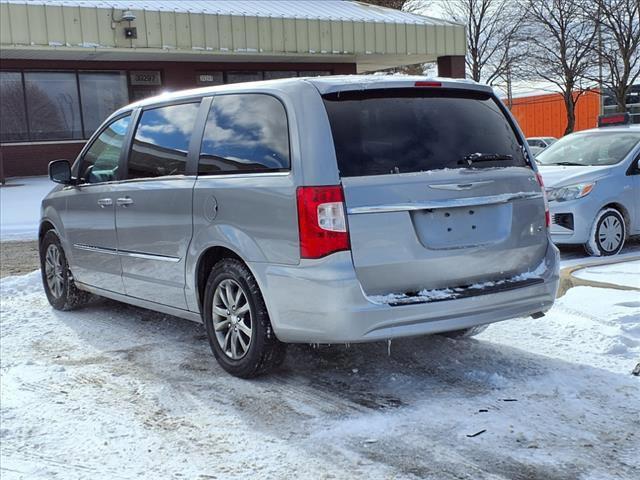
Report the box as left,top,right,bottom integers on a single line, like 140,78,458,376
504,90,600,138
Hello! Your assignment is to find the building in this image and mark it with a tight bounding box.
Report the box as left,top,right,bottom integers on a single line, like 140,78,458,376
506,90,600,138
603,84,640,124
0,0,466,177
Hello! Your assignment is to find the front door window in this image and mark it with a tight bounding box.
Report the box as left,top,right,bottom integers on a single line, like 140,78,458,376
78,115,131,184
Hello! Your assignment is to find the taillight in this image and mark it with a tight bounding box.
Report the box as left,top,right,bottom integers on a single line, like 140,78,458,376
296,186,350,259
535,172,551,228
415,81,442,87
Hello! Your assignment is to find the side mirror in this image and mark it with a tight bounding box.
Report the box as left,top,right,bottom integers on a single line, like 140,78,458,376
48,159,74,185
637,158,640,171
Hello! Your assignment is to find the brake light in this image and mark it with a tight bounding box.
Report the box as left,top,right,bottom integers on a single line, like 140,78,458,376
415,81,442,87
296,186,350,259
598,113,630,127
535,172,551,228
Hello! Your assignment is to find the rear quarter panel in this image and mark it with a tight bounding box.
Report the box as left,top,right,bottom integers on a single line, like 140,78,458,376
185,82,339,312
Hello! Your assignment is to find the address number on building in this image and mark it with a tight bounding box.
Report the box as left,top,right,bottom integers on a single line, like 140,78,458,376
130,71,162,86
197,72,223,85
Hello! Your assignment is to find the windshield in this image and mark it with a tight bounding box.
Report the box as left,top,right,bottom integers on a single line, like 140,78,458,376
537,131,640,166
322,89,528,177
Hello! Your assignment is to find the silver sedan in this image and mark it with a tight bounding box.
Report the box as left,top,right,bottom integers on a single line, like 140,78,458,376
537,123,640,256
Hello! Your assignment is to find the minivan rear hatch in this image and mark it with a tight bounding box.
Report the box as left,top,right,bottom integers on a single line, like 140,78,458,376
322,87,547,296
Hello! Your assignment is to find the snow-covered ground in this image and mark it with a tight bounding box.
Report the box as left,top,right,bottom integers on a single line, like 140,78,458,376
1,266,639,479
0,177,52,241
573,260,640,289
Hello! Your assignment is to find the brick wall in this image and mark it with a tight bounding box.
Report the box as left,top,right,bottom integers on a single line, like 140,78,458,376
1,142,85,179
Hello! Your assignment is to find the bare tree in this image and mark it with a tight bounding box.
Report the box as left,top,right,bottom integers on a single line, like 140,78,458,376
522,0,598,135
435,0,526,85
593,0,640,113
362,0,434,13
359,0,409,10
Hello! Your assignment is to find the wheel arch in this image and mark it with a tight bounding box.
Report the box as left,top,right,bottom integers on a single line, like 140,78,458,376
195,245,250,313
38,220,57,245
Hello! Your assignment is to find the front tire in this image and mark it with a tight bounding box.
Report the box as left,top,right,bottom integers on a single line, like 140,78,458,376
585,208,626,257
203,258,286,378
40,230,91,310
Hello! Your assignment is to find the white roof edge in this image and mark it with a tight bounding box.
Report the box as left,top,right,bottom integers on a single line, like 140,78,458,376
0,0,463,25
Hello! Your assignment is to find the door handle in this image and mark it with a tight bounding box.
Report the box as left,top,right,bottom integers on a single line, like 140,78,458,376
116,197,134,207
97,198,113,208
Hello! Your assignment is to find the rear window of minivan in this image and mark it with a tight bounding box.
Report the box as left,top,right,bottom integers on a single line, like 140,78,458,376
322,89,528,177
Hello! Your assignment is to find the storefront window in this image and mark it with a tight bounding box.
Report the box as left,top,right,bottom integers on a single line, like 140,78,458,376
0,72,29,142
299,71,331,77
226,72,264,84
1,68,334,144
0,70,130,143
264,71,298,80
79,72,129,137
24,72,83,141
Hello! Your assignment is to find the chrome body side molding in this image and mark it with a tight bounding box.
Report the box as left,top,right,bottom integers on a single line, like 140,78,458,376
73,244,181,263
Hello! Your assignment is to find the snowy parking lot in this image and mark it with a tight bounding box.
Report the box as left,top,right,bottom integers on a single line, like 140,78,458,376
1,260,639,479
1,176,639,479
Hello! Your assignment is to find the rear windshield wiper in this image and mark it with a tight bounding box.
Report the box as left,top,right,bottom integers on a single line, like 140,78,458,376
545,162,583,166
459,153,513,166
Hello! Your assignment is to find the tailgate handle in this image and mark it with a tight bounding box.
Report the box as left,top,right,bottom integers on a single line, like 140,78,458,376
347,192,543,215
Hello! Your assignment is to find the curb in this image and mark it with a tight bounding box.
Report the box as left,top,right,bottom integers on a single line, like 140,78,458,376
558,254,640,298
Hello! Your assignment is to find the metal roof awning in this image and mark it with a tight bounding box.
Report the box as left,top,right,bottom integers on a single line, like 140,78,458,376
0,0,465,71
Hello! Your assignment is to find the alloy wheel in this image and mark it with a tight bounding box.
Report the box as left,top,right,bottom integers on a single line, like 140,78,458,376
212,279,253,360
44,244,64,298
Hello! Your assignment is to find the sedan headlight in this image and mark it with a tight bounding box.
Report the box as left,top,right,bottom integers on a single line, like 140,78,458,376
546,182,595,202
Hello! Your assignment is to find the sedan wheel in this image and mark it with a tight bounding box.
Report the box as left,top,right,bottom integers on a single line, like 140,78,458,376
598,215,623,253
585,208,626,256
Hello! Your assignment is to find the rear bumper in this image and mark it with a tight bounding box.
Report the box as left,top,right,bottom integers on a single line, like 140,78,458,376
249,241,560,343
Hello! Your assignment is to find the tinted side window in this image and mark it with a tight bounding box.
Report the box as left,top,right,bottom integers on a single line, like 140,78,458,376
199,94,290,175
79,115,131,184
128,102,200,179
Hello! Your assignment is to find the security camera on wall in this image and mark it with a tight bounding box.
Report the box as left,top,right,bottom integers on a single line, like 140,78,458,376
121,10,136,22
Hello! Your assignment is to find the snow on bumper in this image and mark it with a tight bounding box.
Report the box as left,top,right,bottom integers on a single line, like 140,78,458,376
250,243,560,344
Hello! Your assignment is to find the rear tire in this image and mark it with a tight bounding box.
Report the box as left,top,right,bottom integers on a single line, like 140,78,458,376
203,258,286,378
584,208,625,257
40,230,91,310
440,325,488,339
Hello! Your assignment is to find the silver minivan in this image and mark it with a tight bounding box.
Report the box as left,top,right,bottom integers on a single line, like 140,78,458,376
40,76,560,377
